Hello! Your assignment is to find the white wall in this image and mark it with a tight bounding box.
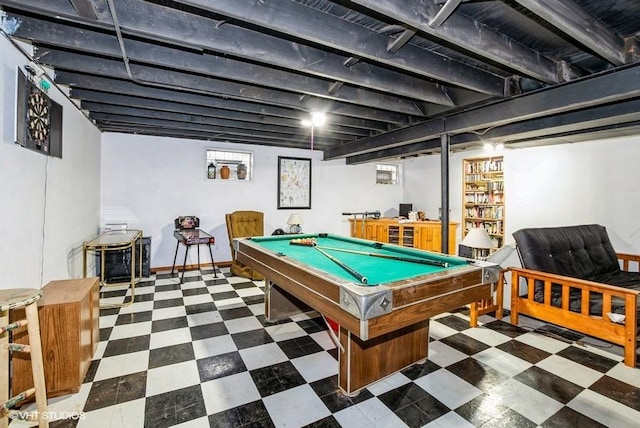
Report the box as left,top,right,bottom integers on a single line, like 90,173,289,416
0,35,102,290
100,134,403,269
403,154,462,223
404,139,640,252
102,132,640,271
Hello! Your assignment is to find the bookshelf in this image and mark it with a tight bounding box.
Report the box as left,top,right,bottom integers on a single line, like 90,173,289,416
462,156,505,250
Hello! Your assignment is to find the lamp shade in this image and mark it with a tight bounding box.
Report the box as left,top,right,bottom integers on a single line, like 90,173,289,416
287,214,303,225
461,228,493,249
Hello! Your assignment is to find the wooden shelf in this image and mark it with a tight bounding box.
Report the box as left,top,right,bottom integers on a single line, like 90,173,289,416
463,156,505,250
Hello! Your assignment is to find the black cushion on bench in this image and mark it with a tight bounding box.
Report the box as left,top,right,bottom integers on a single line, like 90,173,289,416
513,224,640,314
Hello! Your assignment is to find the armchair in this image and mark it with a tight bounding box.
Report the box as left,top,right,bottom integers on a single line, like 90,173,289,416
225,211,265,280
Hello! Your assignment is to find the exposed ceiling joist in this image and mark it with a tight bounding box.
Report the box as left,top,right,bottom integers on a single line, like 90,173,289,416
2,0,638,157
513,0,636,65
429,0,463,28
173,0,508,96
56,72,392,132
327,64,640,159
14,17,436,115
69,0,97,19
350,0,579,83
346,97,640,163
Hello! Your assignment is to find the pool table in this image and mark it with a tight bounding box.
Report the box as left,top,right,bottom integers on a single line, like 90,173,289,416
235,233,499,395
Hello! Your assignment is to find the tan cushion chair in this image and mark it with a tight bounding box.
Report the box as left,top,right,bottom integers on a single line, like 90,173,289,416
225,211,265,280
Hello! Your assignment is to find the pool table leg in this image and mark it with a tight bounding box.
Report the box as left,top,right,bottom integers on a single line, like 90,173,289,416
338,319,429,396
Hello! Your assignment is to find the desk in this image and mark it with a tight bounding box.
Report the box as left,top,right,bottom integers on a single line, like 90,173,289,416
171,229,217,283
83,229,142,306
236,233,499,395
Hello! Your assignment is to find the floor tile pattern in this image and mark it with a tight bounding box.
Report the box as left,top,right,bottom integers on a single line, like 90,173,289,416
12,268,640,428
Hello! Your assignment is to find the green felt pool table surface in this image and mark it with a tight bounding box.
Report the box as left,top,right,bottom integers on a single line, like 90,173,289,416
249,233,468,286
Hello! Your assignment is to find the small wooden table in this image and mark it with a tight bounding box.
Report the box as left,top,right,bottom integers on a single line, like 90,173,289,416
83,229,142,306
171,229,217,283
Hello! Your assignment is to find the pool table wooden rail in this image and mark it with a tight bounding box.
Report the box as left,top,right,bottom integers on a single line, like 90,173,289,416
236,238,498,341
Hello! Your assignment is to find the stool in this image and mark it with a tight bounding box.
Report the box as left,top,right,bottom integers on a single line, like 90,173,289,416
171,229,218,284
170,216,218,284
0,289,48,428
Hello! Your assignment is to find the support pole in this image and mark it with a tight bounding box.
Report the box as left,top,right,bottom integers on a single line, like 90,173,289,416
440,133,450,254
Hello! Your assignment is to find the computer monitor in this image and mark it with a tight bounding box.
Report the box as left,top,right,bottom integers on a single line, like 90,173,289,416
399,203,412,218
458,244,473,259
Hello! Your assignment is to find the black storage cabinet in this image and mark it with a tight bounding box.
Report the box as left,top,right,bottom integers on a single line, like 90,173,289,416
96,236,151,283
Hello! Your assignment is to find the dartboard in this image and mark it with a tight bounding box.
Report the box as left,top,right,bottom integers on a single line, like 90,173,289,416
27,88,51,149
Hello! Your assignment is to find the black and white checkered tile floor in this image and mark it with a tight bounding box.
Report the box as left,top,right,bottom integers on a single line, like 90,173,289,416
14,268,640,427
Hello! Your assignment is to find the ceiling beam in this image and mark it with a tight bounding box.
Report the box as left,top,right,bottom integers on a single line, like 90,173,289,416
350,0,579,84
69,0,97,19
107,0,453,105
55,71,393,130
83,101,349,142
90,113,334,147
173,0,508,96
73,90,369,138
429,0,463,28
512,0,634,66
2,0,458,105
387,29,416,53
74,90,301,128
98,125,323,149
39,48,415,122
83,102,340,141
471,98,640,143
345,97,640,163
326,64,640,158
8,15,434,115
39,49,303,107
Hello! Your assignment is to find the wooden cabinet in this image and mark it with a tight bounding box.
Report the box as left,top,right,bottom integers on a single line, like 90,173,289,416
11,278,100,398
462,156,505,250
348,218,457,254
388,225,411,247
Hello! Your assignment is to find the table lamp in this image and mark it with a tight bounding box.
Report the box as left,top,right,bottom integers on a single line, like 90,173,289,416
287,213,303,234
461,227,493,260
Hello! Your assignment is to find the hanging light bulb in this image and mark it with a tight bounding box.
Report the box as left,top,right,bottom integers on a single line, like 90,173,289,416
310,111,326,127
301,112,327,151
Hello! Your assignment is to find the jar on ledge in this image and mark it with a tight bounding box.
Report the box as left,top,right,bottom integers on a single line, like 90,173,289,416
237,163,247,180
219,165,231,179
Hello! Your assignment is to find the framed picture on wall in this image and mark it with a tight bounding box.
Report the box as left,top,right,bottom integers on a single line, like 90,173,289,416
278,156,311,209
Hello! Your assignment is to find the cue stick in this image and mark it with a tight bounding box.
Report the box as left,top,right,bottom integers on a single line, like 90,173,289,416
316,245,449,268
314,246,369,284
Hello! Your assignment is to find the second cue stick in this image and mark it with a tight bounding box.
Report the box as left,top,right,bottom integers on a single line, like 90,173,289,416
314,246,368,284
316,245,449,268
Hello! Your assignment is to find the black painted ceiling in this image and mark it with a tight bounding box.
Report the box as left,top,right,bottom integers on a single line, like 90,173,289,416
2,0,640,163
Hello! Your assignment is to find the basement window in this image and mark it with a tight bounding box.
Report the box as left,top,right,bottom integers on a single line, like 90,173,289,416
206,149,253,180
376,164,399,185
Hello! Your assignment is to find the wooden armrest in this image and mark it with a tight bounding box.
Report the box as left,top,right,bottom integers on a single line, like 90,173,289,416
509,267,640,296
617,252,640,271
